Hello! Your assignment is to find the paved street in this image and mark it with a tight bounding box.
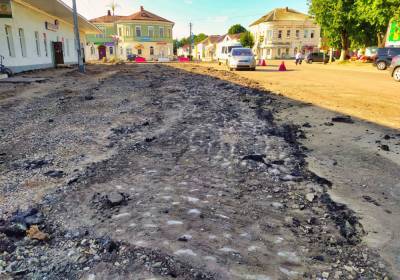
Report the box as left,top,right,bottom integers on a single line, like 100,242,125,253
0,64,395,279
193,60,400,129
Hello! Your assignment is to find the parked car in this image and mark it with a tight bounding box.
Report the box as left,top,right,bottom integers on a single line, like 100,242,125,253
374,47,400,70
306,52,333,63
217,41,242,65
227,48,256,71
389,55,400,82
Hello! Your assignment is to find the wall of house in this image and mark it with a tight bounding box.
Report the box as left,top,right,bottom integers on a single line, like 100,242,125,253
0,1,86,72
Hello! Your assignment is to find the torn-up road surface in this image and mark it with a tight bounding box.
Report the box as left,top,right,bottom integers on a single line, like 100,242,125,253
0,64,392,279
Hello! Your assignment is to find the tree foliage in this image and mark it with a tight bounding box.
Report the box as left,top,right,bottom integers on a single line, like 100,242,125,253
309,0,400,59
194,33,208,44
355,0,400,47
228,24,247,35
240,32,255,48
175,33,209,49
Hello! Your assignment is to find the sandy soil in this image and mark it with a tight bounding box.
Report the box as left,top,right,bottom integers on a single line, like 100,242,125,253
191,61,400,129
0,64,394,279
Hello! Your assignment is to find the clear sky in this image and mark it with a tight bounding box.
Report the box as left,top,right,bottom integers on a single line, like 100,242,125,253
61,0,309,39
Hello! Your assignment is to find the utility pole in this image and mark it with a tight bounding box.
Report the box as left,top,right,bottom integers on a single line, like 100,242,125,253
72,0,85,73
189,22,193,60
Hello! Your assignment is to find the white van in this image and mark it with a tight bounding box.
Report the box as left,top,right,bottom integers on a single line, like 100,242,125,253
217,42,242,65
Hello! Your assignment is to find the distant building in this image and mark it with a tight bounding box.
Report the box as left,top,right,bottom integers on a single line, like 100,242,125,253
86,6,174,61
0,0,99,73
177,44,192,57
249,7,320,59
194,35,222,61
216,33,242,60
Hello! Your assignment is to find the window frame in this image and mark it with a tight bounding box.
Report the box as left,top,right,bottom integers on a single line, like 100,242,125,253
43,33,48,57
135,26,141,37
18,28,27,57
5,25,15,57
159,27,164,38
148,26,154,37
278,30,282,39
150,46,154,55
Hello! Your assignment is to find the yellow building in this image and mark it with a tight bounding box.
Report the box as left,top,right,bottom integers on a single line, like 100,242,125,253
86,6,174,61
250,7,320,59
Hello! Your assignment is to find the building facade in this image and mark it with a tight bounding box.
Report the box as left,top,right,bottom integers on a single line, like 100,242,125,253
86,6,174,61
249,7,320,59
196,35,222,61
0,0,99,73
177,44,192,57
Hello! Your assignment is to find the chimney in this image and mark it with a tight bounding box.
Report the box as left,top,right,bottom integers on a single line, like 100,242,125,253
140,6,144,11
107,10,111,16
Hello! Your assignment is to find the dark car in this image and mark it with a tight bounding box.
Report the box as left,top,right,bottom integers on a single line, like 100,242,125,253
374,47,400,70
306,52,333,63
389,55,400,82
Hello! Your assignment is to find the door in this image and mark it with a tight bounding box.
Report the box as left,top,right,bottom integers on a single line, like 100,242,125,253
52,42,64,65
98,45,106,60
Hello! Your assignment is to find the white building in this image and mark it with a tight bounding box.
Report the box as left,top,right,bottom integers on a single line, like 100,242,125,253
249,7,320,59
177,44,192,57
0,0,99,73
216,33,242,59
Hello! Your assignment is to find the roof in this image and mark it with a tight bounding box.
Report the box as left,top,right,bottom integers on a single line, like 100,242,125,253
227,33,243,40
17,0,100,33
199,35,222,45
250,7,311,26
90,6,174,25
90,15,125,23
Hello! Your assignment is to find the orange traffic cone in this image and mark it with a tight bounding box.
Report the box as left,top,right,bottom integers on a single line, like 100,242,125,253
279,61,287,71
261,59,267,66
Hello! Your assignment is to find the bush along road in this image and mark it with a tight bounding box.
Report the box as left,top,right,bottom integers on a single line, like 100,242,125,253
0,64,393,279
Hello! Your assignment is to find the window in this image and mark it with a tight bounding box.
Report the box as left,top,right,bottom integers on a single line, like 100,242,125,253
310,30,315,39
135,26,141,37
109,46,114,55
126,48,132,55
118,27,122,36
90,46,95,55
125,27,131,36
66,39,70,56
286,30,291,38
43,33,48,57
160,27,164,38
267,49,271,56
34,31,41,56
150,46,154,55
138,49,142,55
18,28,26,57
267,30,273,40
285,48,289,55
5,25,15,57
120,47,123,55
167,29,171,38
278,30,282,39
304,30,308,38
148,26,154,37
278,48,281,56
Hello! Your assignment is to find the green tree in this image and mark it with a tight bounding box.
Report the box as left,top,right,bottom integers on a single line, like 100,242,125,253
355,0,400,47
194,33,208,44
240,32,255,48
228,24,247,35
309,0,357,61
